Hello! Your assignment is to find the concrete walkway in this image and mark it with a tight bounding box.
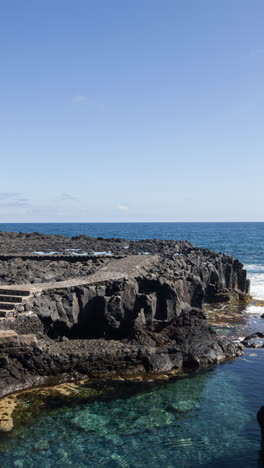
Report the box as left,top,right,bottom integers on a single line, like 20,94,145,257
0,255,158,294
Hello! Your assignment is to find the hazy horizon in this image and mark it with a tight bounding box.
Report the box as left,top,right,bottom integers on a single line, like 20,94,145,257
0,221,264,225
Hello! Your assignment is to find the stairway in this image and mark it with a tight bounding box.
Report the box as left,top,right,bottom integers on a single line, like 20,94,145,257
0,289,31,317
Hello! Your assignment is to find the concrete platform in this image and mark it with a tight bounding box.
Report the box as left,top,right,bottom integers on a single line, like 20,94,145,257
0,255,158,294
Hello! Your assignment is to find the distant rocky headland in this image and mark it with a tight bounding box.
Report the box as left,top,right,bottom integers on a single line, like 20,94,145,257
0,231,250,401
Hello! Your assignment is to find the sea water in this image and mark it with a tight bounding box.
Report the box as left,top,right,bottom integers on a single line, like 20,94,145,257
0,222,264,467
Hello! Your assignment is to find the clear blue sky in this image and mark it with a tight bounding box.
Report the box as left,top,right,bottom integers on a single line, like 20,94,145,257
1,0,264,222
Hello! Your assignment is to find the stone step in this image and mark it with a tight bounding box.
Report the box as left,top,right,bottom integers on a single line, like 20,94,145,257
0,302,16,310
0,295,23,303
0,289,30,297
0,310,8,317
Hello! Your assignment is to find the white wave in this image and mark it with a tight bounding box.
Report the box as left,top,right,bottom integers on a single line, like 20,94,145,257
248,272,264,300
70,252,88,256
93,251,113,256
244,264,264,300
232,337,245,343
34,251,59,255
245,264,264,272
245,304,264,315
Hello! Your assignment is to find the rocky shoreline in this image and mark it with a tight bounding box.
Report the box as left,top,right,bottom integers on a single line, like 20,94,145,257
0,232,249,411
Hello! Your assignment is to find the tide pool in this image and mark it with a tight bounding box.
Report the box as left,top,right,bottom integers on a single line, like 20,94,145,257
0,222,264,467
0,350,263,467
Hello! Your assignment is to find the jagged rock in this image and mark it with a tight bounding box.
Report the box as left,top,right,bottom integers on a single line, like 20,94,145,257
241,332,264,348
0,234,249,398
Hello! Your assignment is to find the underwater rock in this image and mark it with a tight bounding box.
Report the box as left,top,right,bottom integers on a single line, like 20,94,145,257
241,332,264,348
257,406,264,438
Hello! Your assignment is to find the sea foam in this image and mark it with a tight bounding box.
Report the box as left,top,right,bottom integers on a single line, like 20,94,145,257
244,263,264,315
247,271,264,300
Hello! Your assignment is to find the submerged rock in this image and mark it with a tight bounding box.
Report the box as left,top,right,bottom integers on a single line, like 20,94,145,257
257,406,264,439
241,332,264,348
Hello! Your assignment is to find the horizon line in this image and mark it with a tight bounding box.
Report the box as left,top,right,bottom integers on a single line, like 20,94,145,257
0,221,264,224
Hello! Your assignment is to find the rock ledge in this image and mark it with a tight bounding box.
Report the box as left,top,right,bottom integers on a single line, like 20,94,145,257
0,234,249,399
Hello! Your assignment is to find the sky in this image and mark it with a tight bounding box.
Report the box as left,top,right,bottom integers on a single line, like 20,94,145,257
0,0,264,222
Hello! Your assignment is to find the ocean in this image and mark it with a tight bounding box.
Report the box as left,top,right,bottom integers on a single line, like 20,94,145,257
0,222,264,467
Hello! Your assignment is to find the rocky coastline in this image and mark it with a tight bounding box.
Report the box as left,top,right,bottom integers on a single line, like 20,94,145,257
0,232,249,409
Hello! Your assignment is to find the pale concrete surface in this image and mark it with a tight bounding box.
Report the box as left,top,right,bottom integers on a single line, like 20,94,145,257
0,255,159,294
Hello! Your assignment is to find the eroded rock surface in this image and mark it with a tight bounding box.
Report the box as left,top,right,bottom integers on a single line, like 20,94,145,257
0,256,112,285
0,234,249,398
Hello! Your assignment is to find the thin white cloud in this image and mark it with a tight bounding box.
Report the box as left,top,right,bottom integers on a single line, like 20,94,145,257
249,48,264,58
58,193,79,202
72,95,89,104
0,192,22,200
118,204,129,212
71,95,104,110
0,192,30,207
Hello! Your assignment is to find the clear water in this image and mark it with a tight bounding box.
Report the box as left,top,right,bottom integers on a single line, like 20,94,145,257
0,222,264,467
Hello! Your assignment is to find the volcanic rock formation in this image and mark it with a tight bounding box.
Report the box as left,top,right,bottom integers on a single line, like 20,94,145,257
0,233,249,397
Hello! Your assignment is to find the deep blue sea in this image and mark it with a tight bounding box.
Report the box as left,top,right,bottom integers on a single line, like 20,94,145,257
0,222,264,468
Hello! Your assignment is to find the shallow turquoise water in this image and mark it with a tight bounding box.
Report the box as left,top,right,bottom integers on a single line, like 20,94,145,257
0,223,264,467
0,350,263,467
